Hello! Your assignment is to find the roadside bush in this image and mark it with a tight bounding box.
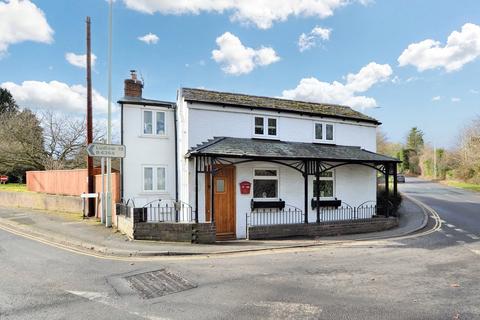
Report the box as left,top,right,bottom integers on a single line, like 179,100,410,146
377,189,402,217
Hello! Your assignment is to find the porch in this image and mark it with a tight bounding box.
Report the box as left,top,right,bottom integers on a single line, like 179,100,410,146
188,137,401,240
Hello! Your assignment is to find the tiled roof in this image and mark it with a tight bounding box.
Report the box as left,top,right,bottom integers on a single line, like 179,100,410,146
188,137,400,163
181,88,380,124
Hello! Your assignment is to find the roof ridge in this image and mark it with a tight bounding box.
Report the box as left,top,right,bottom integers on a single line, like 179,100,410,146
182,87,352,110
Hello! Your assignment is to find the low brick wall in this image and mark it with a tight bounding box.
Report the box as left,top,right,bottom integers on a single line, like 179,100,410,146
0,191,83,214
134,222,216,243
248,217,399,240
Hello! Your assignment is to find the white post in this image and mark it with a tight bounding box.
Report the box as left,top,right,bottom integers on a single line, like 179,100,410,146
106,0,113,227
433,142,437,180
100,157,105,224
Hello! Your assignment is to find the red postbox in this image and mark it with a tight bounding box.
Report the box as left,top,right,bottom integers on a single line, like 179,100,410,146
239,181,251,195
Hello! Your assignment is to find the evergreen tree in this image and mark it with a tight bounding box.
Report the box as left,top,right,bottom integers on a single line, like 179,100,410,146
0,88,19,115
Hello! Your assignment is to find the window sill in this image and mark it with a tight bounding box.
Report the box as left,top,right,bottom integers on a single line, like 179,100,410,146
252,135,280,140
313,140,335,144
138,134,169,139
139,191,169,195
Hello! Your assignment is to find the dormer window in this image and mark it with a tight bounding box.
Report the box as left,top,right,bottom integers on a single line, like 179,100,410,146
253,116,278,138
314,122,334,143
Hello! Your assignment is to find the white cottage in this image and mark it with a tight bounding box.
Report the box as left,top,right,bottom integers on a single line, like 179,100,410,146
119,72,399,240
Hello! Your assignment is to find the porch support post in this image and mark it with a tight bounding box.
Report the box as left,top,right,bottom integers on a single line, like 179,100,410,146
210,158,215,224
384,162,390,217
393,162,398,197
303,161,308,224
194,157,199,223
315,161,320,224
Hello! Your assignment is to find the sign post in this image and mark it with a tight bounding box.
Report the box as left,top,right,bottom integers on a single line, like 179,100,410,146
87,143,125,227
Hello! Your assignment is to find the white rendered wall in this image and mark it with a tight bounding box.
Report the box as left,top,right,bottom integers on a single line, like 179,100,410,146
187,102,377,152
122,104,176,207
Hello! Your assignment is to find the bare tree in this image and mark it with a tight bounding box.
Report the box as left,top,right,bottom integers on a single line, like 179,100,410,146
40,111,105,170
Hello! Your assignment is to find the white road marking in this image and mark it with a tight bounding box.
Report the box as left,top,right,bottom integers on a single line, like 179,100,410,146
470,249,480,256
454,228,466,233
445,234,454,238
446,224,456,228
467,234,480,240
67,291,170,320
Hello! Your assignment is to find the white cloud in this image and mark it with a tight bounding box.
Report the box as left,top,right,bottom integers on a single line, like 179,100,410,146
1,80,109,114
451,97,461,102
398,23,480,72
212,32,280,75
432,96,441,101
282,62,392,109
470,89,479,94
65,52,97,69
121,0,366,29
0,0,53,56
298,26,331,52
138,32,159,44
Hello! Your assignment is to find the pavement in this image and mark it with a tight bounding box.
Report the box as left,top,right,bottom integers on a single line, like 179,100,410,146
0,194,427,257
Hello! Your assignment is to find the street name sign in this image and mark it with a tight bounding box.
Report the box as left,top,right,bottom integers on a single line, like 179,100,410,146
87,143,126,158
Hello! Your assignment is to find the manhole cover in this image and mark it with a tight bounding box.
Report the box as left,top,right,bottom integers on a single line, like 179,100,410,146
124,269,196,299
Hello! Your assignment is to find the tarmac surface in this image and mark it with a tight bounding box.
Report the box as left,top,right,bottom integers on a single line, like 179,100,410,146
1,177,479,319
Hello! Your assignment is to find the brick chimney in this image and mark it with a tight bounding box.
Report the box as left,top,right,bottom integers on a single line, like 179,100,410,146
124,70,143,97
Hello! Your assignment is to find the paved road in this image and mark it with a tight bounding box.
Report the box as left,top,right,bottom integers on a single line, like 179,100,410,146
1,178,480,319
400,177,480,247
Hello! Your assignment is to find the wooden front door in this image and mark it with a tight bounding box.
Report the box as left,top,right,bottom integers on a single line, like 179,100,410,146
205,166,236,240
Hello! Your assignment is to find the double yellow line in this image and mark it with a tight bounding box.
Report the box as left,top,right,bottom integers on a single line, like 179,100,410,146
0,195,442,262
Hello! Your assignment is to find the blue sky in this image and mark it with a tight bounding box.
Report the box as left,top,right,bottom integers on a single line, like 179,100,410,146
1,0,479,148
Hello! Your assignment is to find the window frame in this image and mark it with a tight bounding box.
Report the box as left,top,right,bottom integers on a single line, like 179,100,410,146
252,116,279,139
313,121,335,143
252,168,280,200
312,169,336,200
142,165,167,193
142,109,167,137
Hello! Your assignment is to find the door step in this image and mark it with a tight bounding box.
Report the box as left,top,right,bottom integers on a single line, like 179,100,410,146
216,233,236,241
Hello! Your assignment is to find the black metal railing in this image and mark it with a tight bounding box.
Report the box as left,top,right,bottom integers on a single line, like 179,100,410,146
247,204,304,227
317,202,378,223
142,199,195,223
116,199,135,219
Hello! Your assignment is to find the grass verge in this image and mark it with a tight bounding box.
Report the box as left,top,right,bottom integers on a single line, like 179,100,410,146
0,183,28,192
443,180,480,192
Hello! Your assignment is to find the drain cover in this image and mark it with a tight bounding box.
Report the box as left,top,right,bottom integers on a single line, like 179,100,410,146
124,269,196,299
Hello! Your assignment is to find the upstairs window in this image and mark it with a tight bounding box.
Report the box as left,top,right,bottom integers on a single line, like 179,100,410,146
314,122,334,143
253,116,278,138
253,169,279,199
143,110,166,136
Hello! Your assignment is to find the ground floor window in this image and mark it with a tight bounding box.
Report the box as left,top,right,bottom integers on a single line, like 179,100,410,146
313,170,335,199
253,168,278,199
143,166,166,192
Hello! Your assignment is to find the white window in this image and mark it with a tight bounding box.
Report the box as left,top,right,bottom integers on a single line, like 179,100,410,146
143,110,166,136
253,116,278,138
143,166,167,192
253,169,279,199
313,170,335,199
314,122,334,143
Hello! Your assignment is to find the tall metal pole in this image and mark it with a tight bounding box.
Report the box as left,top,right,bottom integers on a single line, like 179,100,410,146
106,0,113,227
86,17,95,217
